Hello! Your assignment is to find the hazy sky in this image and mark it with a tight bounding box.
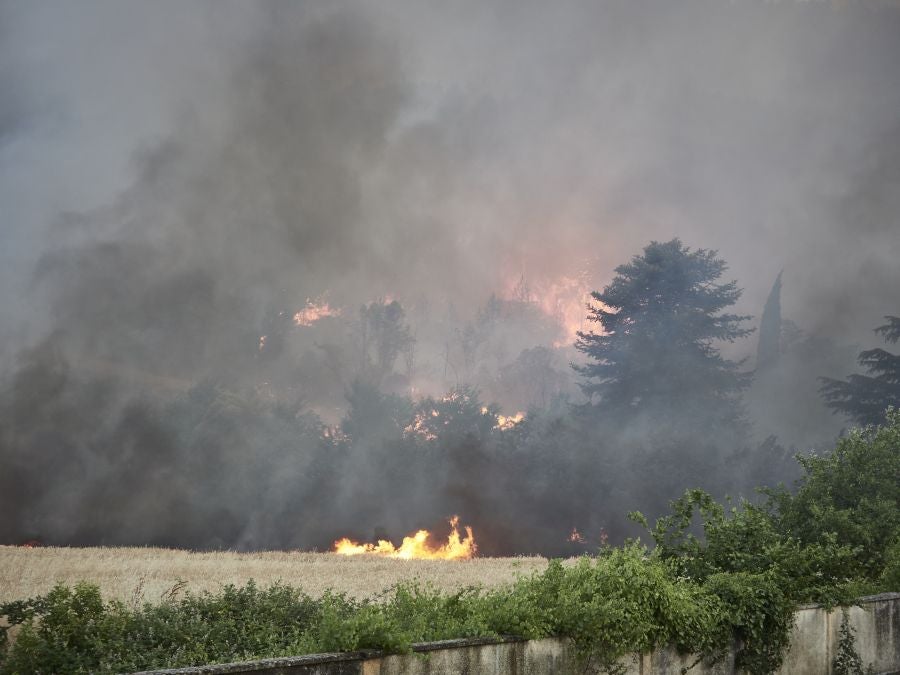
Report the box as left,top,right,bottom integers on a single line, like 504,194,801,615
2,0,899,363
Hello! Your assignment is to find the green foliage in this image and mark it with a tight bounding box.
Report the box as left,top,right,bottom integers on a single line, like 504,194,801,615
643,411,900,601
515,547,724,673
632,411,900,670
702,572,793,673
0,549,723,675
0,581,329,674
772,409,900,581
638,489,861,605
881,539,900,591
820,316,900,427
832,610,874,675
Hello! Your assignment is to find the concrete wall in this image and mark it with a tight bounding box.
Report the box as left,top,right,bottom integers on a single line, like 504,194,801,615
777,592,900,675
135,592,900,675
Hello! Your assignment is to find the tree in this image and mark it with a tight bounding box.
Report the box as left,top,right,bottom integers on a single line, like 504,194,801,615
356,300,414,387
404,386,496,449
574,239,752,427
756,271,782,372
341,379,413,443
497,346,570,410
819,316,900,428
769,409,900,581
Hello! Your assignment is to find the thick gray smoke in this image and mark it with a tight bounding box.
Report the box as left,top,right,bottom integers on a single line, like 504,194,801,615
1,0,899,553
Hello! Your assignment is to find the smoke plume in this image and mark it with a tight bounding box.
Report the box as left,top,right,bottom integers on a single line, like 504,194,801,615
1,0,899,553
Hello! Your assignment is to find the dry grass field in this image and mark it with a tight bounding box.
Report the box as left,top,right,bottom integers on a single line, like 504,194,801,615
0,546,551,605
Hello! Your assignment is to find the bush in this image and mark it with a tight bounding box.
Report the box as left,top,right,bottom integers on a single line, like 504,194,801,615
772,409,900,581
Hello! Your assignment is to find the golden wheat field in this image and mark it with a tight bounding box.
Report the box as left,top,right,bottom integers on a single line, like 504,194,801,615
0,546,551,605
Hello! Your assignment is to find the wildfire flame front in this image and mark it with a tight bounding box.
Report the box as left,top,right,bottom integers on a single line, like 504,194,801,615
333,516,476,560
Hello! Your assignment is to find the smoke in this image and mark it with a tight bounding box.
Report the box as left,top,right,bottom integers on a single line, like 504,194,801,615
1,0,899,552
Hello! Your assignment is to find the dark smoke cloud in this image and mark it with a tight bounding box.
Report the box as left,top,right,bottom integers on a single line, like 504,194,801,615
5,1,900,340
1,0,899,551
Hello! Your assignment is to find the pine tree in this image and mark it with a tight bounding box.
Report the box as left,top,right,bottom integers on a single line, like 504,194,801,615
574,239,752,427
820,316,900,427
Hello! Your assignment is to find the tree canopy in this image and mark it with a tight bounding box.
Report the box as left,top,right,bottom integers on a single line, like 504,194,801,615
574,239,752,427
356,300,415,386
820,316,900,427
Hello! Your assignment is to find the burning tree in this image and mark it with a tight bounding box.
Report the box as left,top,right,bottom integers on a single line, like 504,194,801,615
575,239,752,430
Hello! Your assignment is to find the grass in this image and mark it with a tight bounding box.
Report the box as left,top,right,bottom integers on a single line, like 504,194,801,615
0,545,550,605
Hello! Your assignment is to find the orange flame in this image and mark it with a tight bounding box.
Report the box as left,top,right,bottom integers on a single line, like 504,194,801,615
568,527,586,544
333,516,476,559
503,274,596,348
403,409,440,441
480,407,526,430
496,412,525,430
294,298,342,327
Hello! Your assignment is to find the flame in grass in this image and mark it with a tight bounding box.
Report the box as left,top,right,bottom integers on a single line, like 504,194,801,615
333,516,476,559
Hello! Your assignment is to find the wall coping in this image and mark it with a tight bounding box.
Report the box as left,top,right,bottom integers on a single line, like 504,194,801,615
795,591,900,611
131,636,525,674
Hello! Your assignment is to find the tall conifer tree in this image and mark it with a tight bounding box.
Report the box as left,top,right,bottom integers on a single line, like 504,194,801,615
575,239,752,427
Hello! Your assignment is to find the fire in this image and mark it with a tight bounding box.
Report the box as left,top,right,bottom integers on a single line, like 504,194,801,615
480,407,526,430
333,516,476,560
293,298,342,326
496,411,525,429
536,276,595,347
403,409,439,441
568,527,586,544
322,425,349,443
503,273,597,348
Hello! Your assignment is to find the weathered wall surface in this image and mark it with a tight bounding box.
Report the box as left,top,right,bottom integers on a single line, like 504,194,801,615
136,592,900,675
777,593,900,675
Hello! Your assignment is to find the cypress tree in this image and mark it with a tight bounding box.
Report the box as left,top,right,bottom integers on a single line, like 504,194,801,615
756,272,782,371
